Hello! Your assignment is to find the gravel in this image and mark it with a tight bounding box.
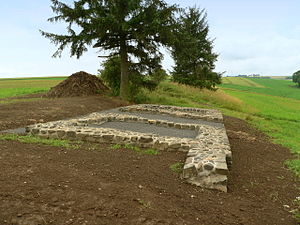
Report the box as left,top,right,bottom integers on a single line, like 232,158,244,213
100,108,223,128
91,122,197,139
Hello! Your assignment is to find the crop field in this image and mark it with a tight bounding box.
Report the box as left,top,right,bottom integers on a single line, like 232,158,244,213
222,77,265,88
0,77,66,99
221,77,300,99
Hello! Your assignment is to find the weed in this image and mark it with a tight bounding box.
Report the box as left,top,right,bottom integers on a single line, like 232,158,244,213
111,144,122,150
111,144,159,155
170,162,184,174
143,148,160,155
0,133,81,149
135,198,151,208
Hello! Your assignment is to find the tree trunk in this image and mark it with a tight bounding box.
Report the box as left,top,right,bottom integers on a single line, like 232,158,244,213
120,41,130,100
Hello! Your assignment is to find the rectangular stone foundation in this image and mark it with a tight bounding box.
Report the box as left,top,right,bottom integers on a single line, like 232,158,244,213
26,104,232,192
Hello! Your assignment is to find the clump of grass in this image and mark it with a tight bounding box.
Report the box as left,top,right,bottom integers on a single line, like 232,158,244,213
289,197,300,223
111,143,159,155
111,144,122,150
170,162,184,173
0,133,82,149
285,159,300,177
135,198,152,208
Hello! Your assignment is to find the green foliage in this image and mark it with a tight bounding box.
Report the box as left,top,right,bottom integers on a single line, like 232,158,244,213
285,159,300,177
0,134,82,149
41,0,177,99
99,56,165,100
171,7,221,90
170,162,184,173
292,70,300,87
292,197,300,223
149,67,168,84
135,198,152,208
99,56,122,96
111,144,122,150
111,143,159,155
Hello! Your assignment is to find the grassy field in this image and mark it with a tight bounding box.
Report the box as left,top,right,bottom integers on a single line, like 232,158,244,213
222,77,265,88
0,77,66,99
0,76,299,176
221,77,300,100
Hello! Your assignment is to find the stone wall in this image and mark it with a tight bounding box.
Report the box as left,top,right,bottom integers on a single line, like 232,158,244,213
26,104,231,192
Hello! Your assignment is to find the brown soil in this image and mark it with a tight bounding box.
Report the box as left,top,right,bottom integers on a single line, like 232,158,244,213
0,95,299,225
45,71,108,98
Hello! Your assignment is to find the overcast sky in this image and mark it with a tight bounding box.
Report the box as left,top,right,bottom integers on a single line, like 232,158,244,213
0,0,300,78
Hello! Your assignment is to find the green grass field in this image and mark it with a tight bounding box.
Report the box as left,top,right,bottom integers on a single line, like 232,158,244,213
222,77,265,88
0,77,66,99
221,77,300,100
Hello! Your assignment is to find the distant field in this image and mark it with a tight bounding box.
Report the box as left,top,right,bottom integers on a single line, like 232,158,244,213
0,77,66,98
222,77,265,88
221,77,300,100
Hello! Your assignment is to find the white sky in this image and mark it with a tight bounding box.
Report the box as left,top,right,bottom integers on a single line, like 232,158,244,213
0,0,300,78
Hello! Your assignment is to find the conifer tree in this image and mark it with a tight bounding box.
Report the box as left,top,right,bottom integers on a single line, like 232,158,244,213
41,0,176,99
171,7,221,90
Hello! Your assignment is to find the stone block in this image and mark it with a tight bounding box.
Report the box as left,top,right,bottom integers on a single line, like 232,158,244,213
102,134,115,141
168,143,181,149
203,162,215,171
174,124,181,129
182,163,198,179
215,162,228,175
66,130,76,139
139,136,153,143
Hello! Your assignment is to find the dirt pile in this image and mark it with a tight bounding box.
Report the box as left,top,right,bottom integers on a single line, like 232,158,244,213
45,71,108,98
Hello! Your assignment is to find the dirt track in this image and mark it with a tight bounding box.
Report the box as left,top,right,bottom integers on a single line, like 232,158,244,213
0,95,299,225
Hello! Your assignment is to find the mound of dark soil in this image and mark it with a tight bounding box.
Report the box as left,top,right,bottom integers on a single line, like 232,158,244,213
45,71,108,98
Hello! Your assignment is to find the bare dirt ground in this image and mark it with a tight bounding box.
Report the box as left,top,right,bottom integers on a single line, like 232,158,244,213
0,94,299,225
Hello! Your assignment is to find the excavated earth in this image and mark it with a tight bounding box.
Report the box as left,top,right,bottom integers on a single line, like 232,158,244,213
0,94,299,225
45,71,108,98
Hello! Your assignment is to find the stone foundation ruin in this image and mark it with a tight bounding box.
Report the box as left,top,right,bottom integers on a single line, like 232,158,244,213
26,104,232,192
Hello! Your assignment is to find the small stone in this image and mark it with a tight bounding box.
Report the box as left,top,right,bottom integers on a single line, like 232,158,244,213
66,130,76,138
31,128,40,134
215,162,228,175
203,162,215,171
167,122,174,127
169,143,181,149
148,120,156,124
174,124,181,129
102,134,114,141
57,130,65,138
139,136,153,143
185,157,193,164
182,163,198,179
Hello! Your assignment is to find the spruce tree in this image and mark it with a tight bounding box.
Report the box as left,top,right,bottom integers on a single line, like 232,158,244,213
171,7,221,90
40,0,176,100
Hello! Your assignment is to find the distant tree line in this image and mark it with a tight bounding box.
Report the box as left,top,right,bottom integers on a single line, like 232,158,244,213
41,0,221,100
292,70,300,87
